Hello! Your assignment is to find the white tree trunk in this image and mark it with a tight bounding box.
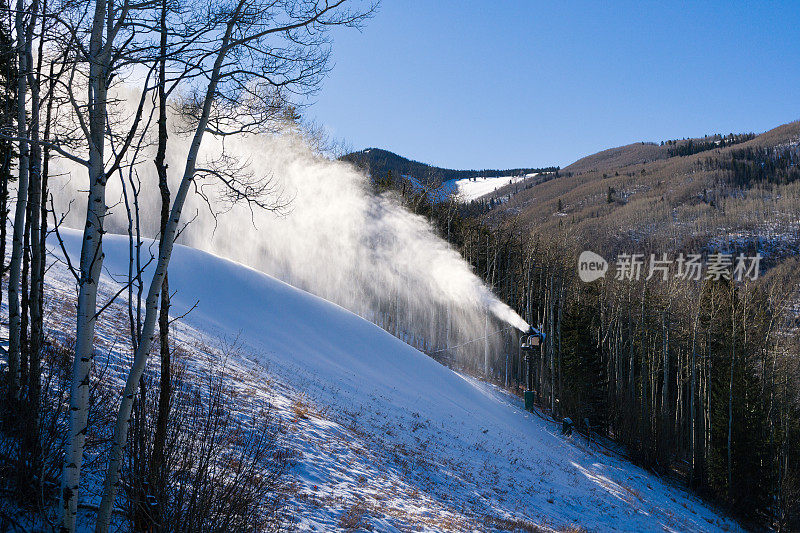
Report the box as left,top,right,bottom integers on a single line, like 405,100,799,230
26,0,43,406
7,0,30,401
60,1,109,530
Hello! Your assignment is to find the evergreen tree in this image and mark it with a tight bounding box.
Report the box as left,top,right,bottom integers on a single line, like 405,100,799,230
560,285,607,431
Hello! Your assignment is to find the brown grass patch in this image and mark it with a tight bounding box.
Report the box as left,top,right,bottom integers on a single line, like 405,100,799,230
338,502,369,530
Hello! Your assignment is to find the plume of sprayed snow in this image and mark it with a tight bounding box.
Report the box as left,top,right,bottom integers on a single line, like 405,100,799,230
50,105,529,362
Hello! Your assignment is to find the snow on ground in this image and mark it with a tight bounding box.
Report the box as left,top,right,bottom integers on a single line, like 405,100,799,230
35,229,741,532
442,174,536,202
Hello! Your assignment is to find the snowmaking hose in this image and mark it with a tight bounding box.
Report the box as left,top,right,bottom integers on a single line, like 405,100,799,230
431,325,517,354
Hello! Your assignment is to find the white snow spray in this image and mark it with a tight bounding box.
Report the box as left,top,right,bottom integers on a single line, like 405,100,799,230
50,102,529,367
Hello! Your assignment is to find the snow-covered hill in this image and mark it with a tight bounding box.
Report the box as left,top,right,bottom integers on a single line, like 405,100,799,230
443,174,535,201
45,229,740,532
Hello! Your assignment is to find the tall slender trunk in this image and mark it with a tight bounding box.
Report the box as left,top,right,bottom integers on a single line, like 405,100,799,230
690,310,698,486
627,297,635,409
60,1,111,529
661,310,669,455
727,291,735,496
21,0,43,488
0,0,14,313
30,59,52,477
19,0,39,391
445,301,451,350
556,282,562,412
503,337,508,387
484,309,489,377
0,156,8,309
7,0,30,402
26,0,43,403
549,274,555,414
150,0,171,522
20,183,31,385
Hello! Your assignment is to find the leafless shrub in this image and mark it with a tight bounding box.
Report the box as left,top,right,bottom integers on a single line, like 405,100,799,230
0,336,118,526
338,501,368,530
291,394,313,421
122,356,291,533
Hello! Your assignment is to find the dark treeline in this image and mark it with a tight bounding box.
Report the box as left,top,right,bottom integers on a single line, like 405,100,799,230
374,168,560,219
664,133,757,158
702,145,800,187
342,147,557,186
381,168,800,530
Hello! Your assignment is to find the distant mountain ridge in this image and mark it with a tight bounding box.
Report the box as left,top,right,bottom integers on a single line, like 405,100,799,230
484,120,800,266
340,147,557,186
563,133,757,175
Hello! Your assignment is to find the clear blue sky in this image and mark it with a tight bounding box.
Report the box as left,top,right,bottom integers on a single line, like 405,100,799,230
309,1,800,169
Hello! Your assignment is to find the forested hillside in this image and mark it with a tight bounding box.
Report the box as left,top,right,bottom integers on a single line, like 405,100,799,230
375,121,800,530
487,122,800,261
342,147,556,186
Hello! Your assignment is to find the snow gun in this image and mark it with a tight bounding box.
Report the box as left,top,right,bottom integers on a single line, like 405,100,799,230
520,326,545,353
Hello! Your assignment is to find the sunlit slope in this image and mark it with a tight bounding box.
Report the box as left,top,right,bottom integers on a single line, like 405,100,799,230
442,174,536,201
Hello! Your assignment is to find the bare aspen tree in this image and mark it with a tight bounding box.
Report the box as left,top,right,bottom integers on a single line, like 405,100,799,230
7,0,31,402
23,0,42,388
52,2,159,529
95,1,372,530
20,0,50,489
149,0,171,523
25,0,45,408
0,0,13,321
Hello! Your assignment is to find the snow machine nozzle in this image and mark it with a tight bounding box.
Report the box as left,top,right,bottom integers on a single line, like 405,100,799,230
520,326,544,353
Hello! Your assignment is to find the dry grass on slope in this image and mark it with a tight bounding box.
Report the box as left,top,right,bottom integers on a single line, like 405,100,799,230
488,121,800,260
564,141,669,175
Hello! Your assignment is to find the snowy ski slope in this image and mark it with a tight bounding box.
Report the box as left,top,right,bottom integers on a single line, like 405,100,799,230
442,174,535,201
48,229,741,532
